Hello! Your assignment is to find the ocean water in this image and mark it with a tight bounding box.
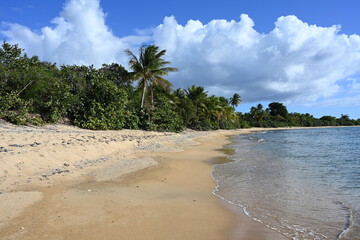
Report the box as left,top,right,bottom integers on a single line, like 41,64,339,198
213,127,360,240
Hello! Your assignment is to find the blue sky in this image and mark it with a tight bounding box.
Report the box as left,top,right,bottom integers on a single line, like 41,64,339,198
1,0,359,119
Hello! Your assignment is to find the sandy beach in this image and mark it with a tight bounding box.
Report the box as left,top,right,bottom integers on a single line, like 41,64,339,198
0,120,289,240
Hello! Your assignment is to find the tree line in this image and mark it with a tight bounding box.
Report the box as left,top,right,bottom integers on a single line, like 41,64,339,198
237,102,359,128
0,42,359,131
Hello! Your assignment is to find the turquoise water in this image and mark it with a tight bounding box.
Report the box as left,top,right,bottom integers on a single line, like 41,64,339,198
213,127,360,240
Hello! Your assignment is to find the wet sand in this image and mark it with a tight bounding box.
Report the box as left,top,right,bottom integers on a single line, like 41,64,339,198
0,121,289,240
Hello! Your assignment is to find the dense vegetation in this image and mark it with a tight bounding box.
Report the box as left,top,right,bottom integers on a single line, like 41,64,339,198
0,42,359,131
237,103,359,128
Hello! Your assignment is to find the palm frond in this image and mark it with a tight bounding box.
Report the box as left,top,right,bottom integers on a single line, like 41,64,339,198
124,44,178,108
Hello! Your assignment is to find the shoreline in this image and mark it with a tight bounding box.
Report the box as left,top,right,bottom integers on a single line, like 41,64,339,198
216,126,360,240
1,123,349,239
0,123,234,239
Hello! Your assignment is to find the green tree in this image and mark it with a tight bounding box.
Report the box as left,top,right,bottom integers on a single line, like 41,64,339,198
320,115,337,126
71,69,129,130
100,63,131,87
229,93,241,108
149,92,184,132
185,85,208,102
125,45,177,109
268,102,288,118
249,104,266,127
337,114,354,126
0,41,23,67
170,88,196,129
184,85,211,129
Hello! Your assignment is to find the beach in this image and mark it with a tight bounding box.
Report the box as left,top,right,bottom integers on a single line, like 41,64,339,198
0,121,289,240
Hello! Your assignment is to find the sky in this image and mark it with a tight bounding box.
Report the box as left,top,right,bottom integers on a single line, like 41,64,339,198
1,0,359,119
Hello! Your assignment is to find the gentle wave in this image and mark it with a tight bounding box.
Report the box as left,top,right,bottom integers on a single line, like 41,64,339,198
212,127,360,240
211,165,287,237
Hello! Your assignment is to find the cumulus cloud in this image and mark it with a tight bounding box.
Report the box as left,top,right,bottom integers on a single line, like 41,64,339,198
154,15,360,103
1,0,360,105
1,0,149,67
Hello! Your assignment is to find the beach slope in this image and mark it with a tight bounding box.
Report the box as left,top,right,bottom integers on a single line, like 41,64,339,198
0,122,288,240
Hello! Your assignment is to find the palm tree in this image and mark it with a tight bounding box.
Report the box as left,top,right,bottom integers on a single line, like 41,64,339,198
186,85,208,116
206,96,222,127
125,45,178,109
185,85,208,102
229,93,241,108
173,88,186,99
207,96,237,128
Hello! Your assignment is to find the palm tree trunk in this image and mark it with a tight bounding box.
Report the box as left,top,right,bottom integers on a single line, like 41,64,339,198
150,84,154,108
141,80,146,108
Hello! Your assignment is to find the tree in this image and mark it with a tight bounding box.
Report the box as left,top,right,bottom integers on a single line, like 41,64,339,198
173,88,186,99
100,63,130,87
125,45,177,109
268,102,288,118
149,92,184,132
183,85,210,129
337,114,354,126
71,69,129,130
320,115,337,126
249,104,266,126
185,85,208,103
0,41,23,67
229,93,241,108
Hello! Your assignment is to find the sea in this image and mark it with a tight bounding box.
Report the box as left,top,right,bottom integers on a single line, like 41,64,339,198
212,127,360,240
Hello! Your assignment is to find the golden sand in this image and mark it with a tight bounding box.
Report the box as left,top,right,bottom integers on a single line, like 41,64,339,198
0,122,289,239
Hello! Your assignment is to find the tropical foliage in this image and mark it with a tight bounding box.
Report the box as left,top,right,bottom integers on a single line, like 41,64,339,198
229,93,241,108
237,102,359,127
125,45,177,109
1,42,359,131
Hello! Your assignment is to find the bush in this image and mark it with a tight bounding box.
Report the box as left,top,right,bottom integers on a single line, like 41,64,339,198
149,93,185,132
71,75,129,130
0,92,43,125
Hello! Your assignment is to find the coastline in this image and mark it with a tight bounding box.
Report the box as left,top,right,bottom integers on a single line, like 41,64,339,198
0,122,325,239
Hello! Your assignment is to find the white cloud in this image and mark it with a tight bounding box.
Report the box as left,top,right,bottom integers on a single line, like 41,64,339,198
1,0,149,67
154,15,360,104
345,77,360,93
1,0,360,106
